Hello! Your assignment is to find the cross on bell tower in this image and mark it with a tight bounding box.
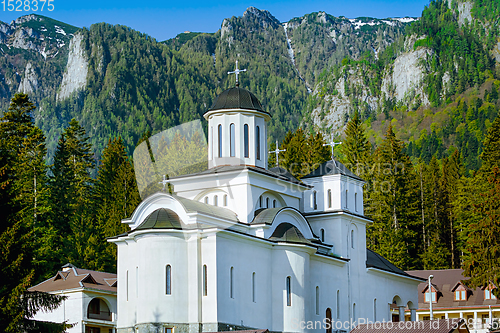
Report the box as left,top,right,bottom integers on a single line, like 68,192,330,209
159,175,168,192
269,140,286,167
323,135,342,167
227,60,247,87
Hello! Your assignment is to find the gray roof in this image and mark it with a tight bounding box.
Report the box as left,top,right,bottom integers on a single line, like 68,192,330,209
302,159,363,181
173,194,240,223
206,87,268,114
172,165,308,187
269,222,313,246
136,208,184,230
269,166,299,183
251,207,283,225
366,249,423,280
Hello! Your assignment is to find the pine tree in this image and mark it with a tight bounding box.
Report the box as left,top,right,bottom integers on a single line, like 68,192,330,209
365,125,420,270
49,118,94,268
89,137,141,271
340,111,371,177
0,93,67,332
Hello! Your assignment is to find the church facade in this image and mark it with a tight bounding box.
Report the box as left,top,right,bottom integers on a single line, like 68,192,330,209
109,83,423,333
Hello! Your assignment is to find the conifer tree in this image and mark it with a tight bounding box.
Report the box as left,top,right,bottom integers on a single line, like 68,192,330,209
365,125,420,270
50,118,94,268
89,137,141,271
340,111,371,177
0,93,67,332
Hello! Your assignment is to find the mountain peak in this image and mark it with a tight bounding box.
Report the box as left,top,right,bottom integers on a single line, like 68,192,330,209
243,6,280,27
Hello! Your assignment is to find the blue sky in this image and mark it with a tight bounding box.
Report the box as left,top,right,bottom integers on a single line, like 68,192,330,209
2,0,430,41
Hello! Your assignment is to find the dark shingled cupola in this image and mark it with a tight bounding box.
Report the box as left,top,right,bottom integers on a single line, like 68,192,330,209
206,87,266,113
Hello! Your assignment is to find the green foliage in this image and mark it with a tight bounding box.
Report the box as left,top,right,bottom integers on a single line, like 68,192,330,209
0,94,67,332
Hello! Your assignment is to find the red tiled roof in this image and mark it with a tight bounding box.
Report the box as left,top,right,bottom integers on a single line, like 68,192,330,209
351,319,468,333
406,269,500,310
29,264,117,293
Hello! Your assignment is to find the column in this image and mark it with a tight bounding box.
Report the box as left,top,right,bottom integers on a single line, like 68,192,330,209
445,313,449,319
399,306,406,322
411,309,416,322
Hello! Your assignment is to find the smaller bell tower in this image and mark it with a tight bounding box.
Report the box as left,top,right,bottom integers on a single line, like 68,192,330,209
204,61,271,169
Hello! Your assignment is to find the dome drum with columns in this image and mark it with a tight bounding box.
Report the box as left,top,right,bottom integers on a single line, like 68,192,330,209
108,62,424,333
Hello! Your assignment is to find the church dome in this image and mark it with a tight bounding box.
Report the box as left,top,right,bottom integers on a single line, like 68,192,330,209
207,87,265,113
136,208,183,230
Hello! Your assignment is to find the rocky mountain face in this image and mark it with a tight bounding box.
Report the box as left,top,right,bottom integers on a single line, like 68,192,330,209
1,1,497,161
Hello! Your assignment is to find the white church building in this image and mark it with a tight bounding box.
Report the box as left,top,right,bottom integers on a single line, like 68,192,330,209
107,77,424,333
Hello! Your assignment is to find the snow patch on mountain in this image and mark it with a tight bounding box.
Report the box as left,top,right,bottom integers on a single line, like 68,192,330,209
57,32,88,101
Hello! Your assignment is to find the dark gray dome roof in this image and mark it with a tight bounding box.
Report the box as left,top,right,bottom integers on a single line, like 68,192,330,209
207,87,265,112
136,208,183,230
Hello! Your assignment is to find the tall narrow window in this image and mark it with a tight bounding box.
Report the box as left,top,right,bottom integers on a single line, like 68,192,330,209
326,308,333,333
252,272,256,303
203,265,208,296
244,124,249,158
374,299,377,321
256,126,261,160
210,126,213,159
345,189,348,209
204,197,209,204
320,229,325,242
230,123,235,157
166,265,171,295
353,303,356,322
328,189,332,208
214,195,218,206
286,276,292,306
230,267,234,299
259,196,263,208
351,230,355,249
355,193,358,211
315,286,320,315
273,199,277,208
126,270,129,301
336,290,340,319
313,191,317,210
223,194,228,206
136,266,139,298
218,125,222,158
266,197,269,208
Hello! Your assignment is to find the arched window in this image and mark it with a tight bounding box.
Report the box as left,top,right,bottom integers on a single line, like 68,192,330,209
345,189,348,209
336,290,340,319
252,272,256,303
214,195,218,206
320,229,325,242
203,265,208,296
230,123,235,157
204,196,209,204
326,308,332,333
266,197,269,208
223,194,228,206
218,124,222,158
230,267,234,299
355,193,358,211
210,126,213,159
315,286,320,315
88,298,111,321
286,276,292,306
256,126,261,160
328,189,332,208
351,230,355,249
353,303,356,322
166,265,171,295
313,191,317,210
244,124,249,158
374,299,377,321
259,196,263,208
273,199,277,208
